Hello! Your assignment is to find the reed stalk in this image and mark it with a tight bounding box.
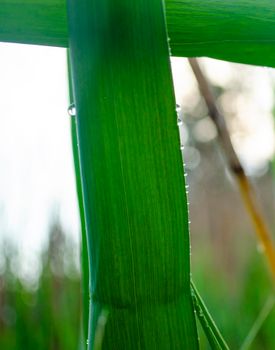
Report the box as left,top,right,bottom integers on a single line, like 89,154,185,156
66,0,198,348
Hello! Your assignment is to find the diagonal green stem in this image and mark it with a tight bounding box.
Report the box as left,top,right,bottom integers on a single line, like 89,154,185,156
191,281,230,350
240,295,274,350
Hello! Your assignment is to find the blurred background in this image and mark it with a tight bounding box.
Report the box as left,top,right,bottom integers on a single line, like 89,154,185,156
0,43,81,349
0,43,274,349
172,58,275,349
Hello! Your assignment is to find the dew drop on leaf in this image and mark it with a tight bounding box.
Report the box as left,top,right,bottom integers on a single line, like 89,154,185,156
68,103,76,117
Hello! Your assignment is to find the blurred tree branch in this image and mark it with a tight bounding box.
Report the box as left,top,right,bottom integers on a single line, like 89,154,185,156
188,57,275,280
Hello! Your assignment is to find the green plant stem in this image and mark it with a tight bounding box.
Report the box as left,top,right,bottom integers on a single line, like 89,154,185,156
71,117,90,346
240,295,275,350
66,0,198,348
68,56,89,345
191,281,230,350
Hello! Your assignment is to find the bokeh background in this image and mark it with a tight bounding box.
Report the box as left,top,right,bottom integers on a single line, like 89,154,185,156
173,58,275,349
0,43,274,349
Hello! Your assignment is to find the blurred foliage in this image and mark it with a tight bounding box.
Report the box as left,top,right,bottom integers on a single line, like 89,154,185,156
180,61,275,349
0,220,81,350
0,221,273,349
193,250,274,350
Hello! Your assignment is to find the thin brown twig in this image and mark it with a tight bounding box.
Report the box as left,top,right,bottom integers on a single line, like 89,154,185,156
188,57,275,280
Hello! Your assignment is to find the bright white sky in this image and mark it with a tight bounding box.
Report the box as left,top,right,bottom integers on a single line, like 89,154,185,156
0,43,80,275
0,43,275,279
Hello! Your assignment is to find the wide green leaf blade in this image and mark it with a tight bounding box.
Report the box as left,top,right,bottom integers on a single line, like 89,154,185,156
166,0,275,67
1,0,275,67
0,0,68,47
67,0,198,348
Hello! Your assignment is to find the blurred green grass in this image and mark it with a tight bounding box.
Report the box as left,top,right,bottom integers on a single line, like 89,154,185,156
0,220,81,350
0,220,273,349
193,249,274,349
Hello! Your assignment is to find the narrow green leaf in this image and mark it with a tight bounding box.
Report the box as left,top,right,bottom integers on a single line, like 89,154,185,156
68,56,89,346
191,281,230,350
1,1,275,67
71,115,90,347
67,0,198,348
240,295,275,350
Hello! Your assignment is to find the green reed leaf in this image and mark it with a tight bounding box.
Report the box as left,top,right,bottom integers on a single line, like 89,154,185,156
68,68,90,346
1,1,275,67
191,281,230,350
67,0,198,348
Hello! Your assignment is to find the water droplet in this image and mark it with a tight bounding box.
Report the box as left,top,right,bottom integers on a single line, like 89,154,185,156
184,173,188,177
68,103,76,117
176,104,183,126
180,145,184,151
